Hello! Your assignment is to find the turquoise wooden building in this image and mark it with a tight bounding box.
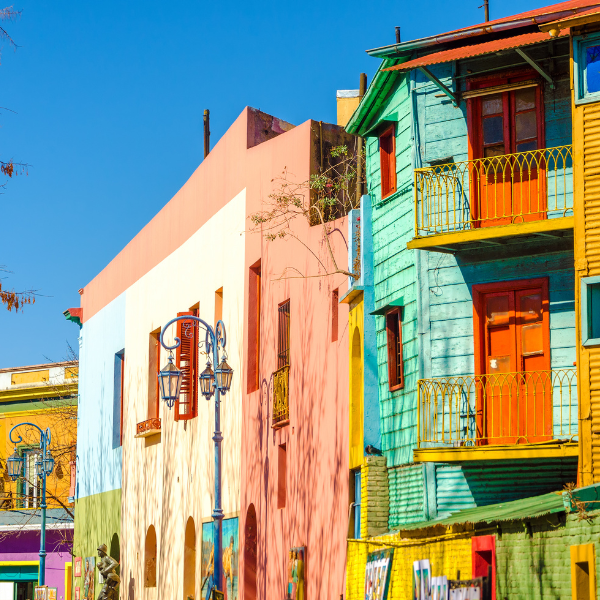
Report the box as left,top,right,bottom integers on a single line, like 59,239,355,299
346,1,581,530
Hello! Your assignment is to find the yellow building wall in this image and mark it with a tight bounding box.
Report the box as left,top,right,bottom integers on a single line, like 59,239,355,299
349,299,364,470
346,531,473,600
572,45,600,486
0,402,77,509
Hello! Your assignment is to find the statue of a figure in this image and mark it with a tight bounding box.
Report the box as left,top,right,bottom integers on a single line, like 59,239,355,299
96,544,120,600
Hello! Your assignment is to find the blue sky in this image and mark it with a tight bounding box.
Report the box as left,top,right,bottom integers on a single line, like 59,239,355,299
0,0,555,367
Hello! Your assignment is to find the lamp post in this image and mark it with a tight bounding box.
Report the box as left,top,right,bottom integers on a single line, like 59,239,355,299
158,316,233,600
6,423,55,586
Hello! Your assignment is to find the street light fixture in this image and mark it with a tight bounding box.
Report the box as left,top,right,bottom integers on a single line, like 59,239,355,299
158,356,183,409
6,423,54,586
157,316,233,600
6,448,23,480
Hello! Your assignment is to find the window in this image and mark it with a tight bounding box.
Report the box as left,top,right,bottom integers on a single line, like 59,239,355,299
144,525,157,588
278,300,291,369
571,543,596,600
113,350,125,447
350,469,361,539
277,444,287,509
215,287,223,328
575,34,600,104
379,125,396,199
581,276,600,347
331,288,339,343
148,329,161,420
472,536,496,600
247,261,261,393
20,450,40,508
386,308,404,391
175,310,198,421
472,278,551,444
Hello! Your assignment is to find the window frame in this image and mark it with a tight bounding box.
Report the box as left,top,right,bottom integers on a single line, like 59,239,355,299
379,124,397,200
581,275,600,347
574,33,600,105
277,299,291,370
385,307,404,392
465,70,544,162
247,261,261,393
175,310,199,421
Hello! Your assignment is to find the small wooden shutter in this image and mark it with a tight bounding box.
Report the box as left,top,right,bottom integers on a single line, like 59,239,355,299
379,126,397,199
386,308,404,390
175,311,198,421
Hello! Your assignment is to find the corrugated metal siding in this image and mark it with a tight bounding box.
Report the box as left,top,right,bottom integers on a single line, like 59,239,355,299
388,464,426,527
435,458,578,519
582,103,600,481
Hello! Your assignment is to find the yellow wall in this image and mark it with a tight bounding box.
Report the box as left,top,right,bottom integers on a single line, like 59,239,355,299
11,370,49,386
349,299,364,469
346,531,472,600
337,96,361,128
571,38,600,486
121,189,246,600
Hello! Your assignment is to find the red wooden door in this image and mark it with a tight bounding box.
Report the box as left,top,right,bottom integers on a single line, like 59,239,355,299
477,282,551,444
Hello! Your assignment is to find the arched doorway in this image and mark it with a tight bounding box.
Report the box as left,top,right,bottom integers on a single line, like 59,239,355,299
244,505,257,600
144,525,157,588
183,517,196,600
110,533,120,576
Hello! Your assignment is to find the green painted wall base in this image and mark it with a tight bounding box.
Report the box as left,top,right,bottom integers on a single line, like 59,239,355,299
73,489,121,598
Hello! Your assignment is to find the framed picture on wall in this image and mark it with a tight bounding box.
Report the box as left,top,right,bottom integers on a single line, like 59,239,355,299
34,587,48,600
48,588,57,600
74,557,82,577
75,587,80,600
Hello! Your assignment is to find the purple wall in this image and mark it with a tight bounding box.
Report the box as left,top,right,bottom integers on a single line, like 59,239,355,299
0,529,73,599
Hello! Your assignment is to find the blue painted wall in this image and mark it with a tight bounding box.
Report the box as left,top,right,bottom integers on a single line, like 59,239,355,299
76,292,126,500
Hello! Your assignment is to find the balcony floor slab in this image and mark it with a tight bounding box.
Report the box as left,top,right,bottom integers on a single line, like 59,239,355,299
413,440,578,462
408,216,574,254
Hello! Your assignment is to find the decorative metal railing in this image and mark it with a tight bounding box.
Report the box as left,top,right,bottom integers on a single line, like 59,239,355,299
273,365,290,427
414,146,573,237
417,369,577,448
136,417,161,436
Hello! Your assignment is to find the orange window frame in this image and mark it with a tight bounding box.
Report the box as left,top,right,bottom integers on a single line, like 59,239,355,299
379,125,397,199
175,310,199,421
466,70,545,163
472,277,550,377
386,308,404,391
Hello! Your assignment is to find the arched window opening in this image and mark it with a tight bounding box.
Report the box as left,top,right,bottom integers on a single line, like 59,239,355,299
144,525,157,588
244,504,257,600
183,517,196,600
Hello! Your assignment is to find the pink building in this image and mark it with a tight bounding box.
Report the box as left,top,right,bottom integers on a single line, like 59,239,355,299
240,120,351,600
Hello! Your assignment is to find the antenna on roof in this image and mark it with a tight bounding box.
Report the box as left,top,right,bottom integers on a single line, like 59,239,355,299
395,26,401,43
479,0,490,22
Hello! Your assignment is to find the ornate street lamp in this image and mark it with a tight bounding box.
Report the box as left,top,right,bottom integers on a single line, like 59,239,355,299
158,356,183,409
199,362,215,400
215,359,233,395
7,423,54,586
6,448,24,480
157,316,233,599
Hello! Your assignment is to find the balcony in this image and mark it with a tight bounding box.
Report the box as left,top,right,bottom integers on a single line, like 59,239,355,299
135,417,161,438
415,369,578,461
408,146,574,253
272,365,290,428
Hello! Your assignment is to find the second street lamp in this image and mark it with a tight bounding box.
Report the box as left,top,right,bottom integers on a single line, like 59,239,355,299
6,423,54,586
158,315,233,600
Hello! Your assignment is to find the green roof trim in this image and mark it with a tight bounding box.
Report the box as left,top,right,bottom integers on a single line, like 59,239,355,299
393,491,566,533
370,297,404,316
345,57,408,136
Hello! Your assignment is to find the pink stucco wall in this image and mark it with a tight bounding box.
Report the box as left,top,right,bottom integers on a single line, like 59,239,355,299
240,121,350,600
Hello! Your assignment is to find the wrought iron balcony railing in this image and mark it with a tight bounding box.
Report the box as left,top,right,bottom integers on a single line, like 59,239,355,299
273,365,290,427
414,146,573,237
417,369,577,448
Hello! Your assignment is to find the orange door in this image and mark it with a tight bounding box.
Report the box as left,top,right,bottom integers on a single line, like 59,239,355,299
472,82,546,227
510,87,547,222
478,283,551,444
